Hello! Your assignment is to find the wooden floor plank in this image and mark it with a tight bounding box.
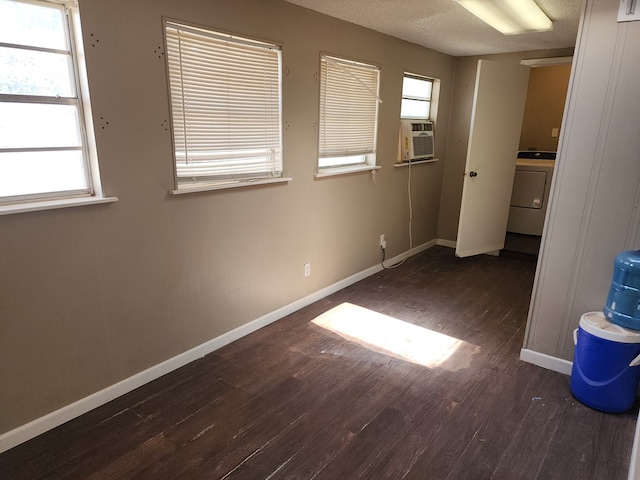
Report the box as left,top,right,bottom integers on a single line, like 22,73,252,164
0,246,636,480
313,406,408,480
442,363,550,480
489,371,574,480
590,409,637,480
83,433,176,480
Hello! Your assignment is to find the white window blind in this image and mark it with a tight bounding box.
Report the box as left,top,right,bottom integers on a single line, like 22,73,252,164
318,55,380,168
0,0,93,203
164,21,283,189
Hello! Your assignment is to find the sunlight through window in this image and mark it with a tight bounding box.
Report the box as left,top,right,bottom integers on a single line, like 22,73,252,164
311,302,480,371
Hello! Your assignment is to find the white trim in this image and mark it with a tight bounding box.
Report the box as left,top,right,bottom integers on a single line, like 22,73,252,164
47,0,79,7
0,196,118,216
436,238,457,249
390,238,438,261
170,177,292,195
71,4,105,200
519,348,573,375
394,159,439,167
0,239,436,453
314,165,381,178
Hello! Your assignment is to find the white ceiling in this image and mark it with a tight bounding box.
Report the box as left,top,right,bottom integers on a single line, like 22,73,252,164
282,0,584,57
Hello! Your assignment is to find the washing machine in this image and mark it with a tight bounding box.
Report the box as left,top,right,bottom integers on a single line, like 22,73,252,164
506,151,555,236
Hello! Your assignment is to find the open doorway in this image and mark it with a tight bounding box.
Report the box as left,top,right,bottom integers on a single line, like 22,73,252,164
504,58,572,256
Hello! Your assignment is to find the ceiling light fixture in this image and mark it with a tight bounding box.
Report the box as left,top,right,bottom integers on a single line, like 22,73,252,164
454,0,553,35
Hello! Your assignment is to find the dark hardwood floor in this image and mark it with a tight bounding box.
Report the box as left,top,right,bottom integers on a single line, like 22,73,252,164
1,246,637,479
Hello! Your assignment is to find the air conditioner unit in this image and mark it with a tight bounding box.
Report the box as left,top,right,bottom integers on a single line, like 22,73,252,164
400,120,434,161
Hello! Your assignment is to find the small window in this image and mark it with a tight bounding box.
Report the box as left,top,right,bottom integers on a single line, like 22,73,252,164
164,20,283,191
401,74,433,120
0,0,101,205
318,55,381,172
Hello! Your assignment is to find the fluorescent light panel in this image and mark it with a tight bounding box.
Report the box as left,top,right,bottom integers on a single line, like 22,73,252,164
455,0,553,35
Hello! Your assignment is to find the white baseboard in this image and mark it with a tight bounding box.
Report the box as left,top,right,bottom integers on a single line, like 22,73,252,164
520,348,573,376
0,240,436,454
398,239,438,259
437,238,457,249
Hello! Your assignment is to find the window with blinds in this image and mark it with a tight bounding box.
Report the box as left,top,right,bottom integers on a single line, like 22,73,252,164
164,20,283,190
318,55,381,170
0,0,95,204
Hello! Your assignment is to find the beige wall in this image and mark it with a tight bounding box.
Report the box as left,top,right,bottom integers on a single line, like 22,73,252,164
519,65,572,152
0,0,455,435
437,47,574,243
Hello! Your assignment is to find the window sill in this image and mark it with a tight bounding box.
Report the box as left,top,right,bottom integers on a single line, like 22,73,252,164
0,195,119,216
314,165,381,178
171,176,292,195
394,158,439,167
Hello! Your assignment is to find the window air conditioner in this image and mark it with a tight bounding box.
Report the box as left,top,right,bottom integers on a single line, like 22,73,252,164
400,120,434,161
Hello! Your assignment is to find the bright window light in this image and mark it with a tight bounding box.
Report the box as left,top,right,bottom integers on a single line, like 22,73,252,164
0,0,99,205
401,74,433,119
312,302,480,371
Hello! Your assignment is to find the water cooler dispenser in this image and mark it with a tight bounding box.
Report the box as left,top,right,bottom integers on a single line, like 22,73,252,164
571,250,640,412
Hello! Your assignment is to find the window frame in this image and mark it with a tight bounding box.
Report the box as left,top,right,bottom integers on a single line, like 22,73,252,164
163,19,289,193
316,54,382,177
0,0,113,215
400,73,434,121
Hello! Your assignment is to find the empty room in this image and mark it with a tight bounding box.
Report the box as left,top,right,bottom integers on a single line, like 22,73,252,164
1,0,640,478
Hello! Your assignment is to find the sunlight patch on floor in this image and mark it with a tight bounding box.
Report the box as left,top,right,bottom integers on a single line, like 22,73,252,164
311,302,480,371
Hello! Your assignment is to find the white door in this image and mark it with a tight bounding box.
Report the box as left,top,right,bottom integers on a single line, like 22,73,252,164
455,59,530,258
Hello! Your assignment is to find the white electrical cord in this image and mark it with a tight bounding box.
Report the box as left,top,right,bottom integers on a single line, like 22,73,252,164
407,155,414,248
381,159,413,269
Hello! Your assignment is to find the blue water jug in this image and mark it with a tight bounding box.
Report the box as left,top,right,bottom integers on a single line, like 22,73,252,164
604,250,640,330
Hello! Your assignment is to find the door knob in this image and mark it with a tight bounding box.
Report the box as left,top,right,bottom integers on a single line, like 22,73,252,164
469,171,478,177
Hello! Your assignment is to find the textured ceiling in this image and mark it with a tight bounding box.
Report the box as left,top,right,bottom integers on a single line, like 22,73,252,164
282,0,584,56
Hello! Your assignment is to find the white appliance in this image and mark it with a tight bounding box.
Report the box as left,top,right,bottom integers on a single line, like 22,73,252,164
400,120,434,161
507,152,555,236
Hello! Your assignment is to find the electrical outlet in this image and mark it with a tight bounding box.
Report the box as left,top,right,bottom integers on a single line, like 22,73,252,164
380,234,387,250
551,127,559,138
304,262,311,277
